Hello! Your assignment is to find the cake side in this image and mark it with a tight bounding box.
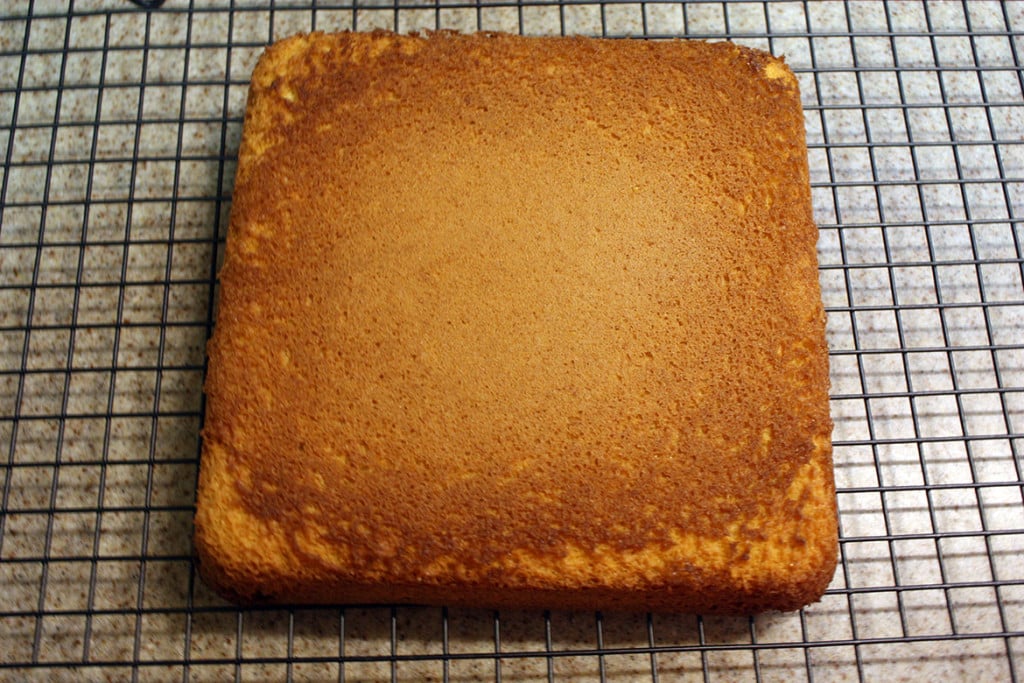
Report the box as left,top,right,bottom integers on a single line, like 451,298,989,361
193,30,837,613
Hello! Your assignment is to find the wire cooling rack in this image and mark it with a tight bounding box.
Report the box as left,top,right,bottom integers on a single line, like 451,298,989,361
1,0,1022,680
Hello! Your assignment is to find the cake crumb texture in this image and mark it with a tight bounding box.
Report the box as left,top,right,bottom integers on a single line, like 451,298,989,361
194,30,837,613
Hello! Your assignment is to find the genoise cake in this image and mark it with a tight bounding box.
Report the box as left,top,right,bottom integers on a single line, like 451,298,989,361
194,30,838,613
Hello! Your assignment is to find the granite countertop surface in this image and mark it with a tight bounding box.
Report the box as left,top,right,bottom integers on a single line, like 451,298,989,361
1,1,1022,680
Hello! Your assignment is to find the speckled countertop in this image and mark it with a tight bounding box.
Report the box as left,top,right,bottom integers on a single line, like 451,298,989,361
1,1,1022,680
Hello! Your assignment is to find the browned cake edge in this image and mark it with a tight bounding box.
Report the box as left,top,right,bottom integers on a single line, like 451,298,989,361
195,440,836,613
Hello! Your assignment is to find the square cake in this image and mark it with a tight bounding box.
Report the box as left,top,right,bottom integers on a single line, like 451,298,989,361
194,30,837,613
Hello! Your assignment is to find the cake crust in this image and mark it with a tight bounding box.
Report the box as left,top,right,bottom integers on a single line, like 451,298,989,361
194,30,838,613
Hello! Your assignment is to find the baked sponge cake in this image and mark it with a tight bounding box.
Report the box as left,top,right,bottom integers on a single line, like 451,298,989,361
194,30,837,613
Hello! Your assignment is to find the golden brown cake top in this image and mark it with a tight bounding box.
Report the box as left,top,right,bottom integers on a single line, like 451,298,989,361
196,31,835,611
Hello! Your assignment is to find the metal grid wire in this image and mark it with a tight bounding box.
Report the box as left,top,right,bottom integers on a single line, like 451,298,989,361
1,0,1022,680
